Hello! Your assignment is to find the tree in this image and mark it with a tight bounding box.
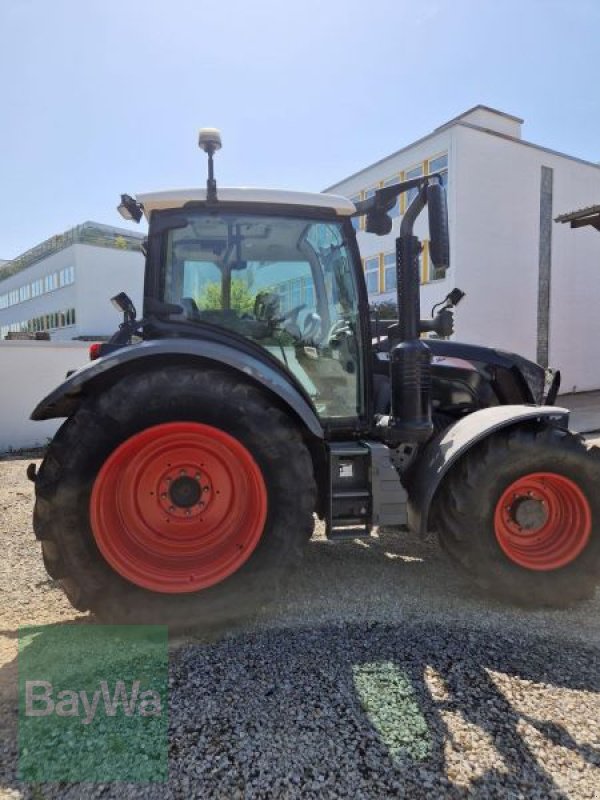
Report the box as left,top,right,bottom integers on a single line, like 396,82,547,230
196,279,255,314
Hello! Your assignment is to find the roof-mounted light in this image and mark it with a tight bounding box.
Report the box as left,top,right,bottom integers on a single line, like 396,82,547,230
117,194,143,223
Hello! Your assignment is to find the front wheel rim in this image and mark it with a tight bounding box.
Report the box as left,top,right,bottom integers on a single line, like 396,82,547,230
90,422,268,593
494,472,591,571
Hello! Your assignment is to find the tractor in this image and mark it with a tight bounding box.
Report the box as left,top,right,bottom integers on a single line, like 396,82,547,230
30,129,600,625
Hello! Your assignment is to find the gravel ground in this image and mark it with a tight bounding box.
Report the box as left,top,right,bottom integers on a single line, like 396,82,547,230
1,452,600,799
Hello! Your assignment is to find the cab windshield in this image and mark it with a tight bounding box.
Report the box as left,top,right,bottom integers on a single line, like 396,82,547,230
163,211,363,419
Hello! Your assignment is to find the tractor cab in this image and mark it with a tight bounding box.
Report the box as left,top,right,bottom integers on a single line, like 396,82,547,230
137,190,368,422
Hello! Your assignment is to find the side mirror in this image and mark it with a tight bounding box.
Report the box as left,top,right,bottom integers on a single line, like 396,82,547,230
427,182,450,271
111,292,137,324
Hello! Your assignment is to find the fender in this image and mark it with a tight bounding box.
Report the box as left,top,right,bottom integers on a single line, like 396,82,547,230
30,338,324,439
407,404,569,534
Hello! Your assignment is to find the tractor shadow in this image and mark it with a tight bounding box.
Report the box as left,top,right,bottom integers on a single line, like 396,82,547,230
1,619,598,798
167,621,600,797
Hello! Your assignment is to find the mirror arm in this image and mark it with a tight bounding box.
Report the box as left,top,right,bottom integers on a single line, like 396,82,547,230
350,172,445,218
400,185,428,238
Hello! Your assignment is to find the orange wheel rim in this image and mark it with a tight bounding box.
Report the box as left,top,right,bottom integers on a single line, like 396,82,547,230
90,422,268,593
494,472,591,571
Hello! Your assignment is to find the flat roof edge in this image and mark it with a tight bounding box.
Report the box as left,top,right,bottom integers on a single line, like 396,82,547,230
324,118,600,192
435,104,524,129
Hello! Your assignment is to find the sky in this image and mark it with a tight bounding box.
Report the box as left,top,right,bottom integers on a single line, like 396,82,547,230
1,0,599,259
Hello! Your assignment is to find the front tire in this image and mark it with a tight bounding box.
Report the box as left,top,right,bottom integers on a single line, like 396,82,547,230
34,366,316,626
435,424,600,606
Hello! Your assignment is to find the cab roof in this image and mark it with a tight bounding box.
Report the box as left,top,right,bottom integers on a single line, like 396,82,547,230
136,187,356,221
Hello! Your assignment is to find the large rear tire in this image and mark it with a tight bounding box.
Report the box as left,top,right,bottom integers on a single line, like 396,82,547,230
434,424,600,606
33,366,316,627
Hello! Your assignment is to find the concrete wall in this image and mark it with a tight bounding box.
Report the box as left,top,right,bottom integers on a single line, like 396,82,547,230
0,341,89,452
453,125,600,390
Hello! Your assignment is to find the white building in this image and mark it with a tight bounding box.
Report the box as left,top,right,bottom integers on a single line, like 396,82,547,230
325,105,600,393
0,221,145,341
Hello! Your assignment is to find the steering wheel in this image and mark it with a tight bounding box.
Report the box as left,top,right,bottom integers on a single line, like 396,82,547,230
276,304,307,339
279,304,306,324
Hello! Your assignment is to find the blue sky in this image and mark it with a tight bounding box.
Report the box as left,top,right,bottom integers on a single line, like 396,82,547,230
1,0,599,258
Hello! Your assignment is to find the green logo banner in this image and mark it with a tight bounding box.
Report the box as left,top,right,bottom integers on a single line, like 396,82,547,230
18,624,168,783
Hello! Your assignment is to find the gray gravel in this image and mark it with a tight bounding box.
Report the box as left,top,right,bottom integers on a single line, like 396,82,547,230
1,454,600,799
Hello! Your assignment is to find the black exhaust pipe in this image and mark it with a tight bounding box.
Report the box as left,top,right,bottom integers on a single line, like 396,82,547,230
387,184,434,442
378,178,450,443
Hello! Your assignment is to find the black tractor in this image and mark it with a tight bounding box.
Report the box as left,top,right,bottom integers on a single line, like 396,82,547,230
30,129,600,625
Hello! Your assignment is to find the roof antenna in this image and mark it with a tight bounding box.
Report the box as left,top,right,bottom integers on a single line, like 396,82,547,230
198,128,222,203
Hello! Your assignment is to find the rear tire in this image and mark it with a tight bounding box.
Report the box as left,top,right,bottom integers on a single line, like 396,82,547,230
33,366,316,627
435,424,600,606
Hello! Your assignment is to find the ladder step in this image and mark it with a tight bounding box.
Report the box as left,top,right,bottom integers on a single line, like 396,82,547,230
332,490,370,499
329,445,370,457
330,516,369,526
327,528,372,541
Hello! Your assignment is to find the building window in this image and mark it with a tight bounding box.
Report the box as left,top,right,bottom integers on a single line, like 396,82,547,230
382,176,401,218
383,252,396,292
43,272,59,293
406,164,423,206
364,255,380,294
290,278,302,307
428,153,448,189
0,293,7,309
59,266,75,287
350,194,362,231
303,277,315,307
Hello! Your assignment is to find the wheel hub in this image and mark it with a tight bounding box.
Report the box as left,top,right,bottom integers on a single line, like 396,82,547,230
157,465,213,520
169,475,201,508
508,495,548,532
